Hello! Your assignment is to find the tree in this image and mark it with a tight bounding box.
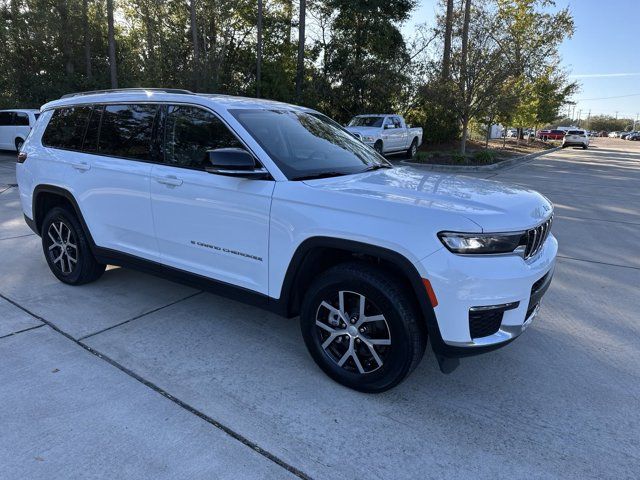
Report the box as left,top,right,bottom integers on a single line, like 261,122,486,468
107,0,118,88
83,0,91,80
295,0,305,100
190,0,199,90
256,0,263,97
441,0,454,79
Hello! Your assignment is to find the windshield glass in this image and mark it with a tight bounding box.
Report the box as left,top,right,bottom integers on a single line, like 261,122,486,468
347,116,384,128
230,109,389,180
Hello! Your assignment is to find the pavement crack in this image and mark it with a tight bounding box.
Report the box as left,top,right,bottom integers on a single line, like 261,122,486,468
0,323,45,340
78,291,204,341
557,254,640,271
0,292,313,480
0,233,37,241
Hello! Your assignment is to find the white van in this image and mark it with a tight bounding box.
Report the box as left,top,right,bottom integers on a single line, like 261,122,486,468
0,109,40,151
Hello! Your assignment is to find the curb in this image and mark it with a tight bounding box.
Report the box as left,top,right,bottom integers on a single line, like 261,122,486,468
400,146,561,172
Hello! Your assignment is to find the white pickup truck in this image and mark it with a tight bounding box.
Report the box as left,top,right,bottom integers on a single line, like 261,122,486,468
346,114,423,158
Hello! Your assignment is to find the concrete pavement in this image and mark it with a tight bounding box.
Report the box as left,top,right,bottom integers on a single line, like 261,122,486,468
0,138,638,479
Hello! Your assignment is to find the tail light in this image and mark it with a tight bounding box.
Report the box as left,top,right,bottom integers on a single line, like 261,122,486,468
17,152,27,164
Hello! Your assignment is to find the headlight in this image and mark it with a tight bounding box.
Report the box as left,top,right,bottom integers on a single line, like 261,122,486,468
438,231,525,255
362,136,376,142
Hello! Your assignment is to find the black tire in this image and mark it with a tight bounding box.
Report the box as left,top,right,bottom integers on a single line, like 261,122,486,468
582,145,588,150
15,138,24,152
300,262,426,393
406,138,418,159
373,141,383,155
41,206,105,285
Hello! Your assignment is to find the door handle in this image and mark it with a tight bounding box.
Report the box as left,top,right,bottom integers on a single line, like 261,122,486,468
71,161,90,171
155,175,183,186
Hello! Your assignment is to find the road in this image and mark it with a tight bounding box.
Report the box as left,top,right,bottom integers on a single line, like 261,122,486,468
0,138,638,479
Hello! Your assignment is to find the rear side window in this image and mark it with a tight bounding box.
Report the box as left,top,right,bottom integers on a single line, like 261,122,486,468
14,113,29,126
42,107,92,150
99,104,158,160
163,105,242,169
0,112,12,126
82,106,103,153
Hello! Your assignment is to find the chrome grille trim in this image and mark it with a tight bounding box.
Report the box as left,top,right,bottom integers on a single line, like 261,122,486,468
524,216,553,259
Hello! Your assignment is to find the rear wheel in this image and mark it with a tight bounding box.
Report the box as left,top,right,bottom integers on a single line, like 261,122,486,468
300,262,426,393
41,207,105,285
15,138,24,152
406,138,418,159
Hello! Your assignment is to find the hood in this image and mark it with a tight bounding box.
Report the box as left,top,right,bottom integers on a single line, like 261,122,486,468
303,167,553,232
345,126,381,137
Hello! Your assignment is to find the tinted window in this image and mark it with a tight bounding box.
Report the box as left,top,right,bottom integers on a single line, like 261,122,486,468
83,106,103,153
163,105,243,169
0,112,12,126
14,113,29,126
348,116,384,128
99,104,158,160
230,109,389,180
568,130,584,135
42,107,92,150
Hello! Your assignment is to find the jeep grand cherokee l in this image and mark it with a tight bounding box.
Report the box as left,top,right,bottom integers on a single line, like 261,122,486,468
16,88,557,392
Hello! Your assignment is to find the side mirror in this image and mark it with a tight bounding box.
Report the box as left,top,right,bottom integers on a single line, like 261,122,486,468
384,124,393,129
205,148,269,179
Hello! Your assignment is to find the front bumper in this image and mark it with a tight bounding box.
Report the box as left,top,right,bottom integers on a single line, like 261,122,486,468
416,234,557,353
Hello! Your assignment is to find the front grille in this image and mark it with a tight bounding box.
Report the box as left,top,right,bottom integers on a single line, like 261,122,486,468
523,216,553,259
469,309,503,338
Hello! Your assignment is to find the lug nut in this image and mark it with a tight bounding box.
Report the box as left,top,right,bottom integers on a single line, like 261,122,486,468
359,327,366,333
355,338,361,344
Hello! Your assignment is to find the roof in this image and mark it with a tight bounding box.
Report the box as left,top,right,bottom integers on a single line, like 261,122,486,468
40,89,312,113
0,109,40,113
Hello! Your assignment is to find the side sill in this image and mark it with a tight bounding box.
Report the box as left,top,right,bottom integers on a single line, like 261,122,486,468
93,247,288,317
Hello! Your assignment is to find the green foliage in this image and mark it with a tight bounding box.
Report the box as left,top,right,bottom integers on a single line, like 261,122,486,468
474,149,495,164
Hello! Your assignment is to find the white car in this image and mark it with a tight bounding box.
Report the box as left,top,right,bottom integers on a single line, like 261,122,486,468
16,89,557,392
0,109,40,151
346,114,423,157
562,129,589,149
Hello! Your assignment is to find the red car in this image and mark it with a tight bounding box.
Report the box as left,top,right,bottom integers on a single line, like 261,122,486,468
537,129,565,141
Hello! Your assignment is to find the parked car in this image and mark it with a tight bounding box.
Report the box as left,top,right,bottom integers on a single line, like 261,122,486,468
346,114,423,157
538,129,565,141
562,130,589,149
620,131,635,140
627,132,640,141
608,131,619,138
505,128,518,138
0,109,40,151
17,88,557,392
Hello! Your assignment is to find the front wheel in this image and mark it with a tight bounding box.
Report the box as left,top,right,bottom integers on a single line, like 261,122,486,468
42,207,106,285
300,263,426,393
15,138,24,152
373,141,383,155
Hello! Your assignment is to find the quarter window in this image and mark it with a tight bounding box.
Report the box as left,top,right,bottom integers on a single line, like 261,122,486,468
42,107,92,150
14,113,29,126
163,105,243,169
98,104,158,160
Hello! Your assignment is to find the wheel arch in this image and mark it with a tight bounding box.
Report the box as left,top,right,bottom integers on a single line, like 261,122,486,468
276,236,443,346
32,185,96,248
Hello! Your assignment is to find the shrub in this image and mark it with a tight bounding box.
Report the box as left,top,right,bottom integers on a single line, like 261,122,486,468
474,149,495,164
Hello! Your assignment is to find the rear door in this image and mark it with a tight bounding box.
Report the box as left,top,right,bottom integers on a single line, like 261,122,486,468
42,104,160,260
149,104,274,294
382,116,404,151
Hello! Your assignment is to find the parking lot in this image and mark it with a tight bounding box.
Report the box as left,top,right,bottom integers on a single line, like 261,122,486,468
1,137,638,479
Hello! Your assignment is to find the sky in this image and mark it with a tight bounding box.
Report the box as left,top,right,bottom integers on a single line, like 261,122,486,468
402,0,640,123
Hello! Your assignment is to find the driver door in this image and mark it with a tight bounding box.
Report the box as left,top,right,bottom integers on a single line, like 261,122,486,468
149,104,275,294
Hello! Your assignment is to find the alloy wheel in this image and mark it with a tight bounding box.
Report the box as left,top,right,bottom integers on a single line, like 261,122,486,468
46,220,78,275
315,290,391,374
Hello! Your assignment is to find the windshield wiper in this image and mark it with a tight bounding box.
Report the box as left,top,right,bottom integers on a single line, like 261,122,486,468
360,164,392,173
293,171,351,181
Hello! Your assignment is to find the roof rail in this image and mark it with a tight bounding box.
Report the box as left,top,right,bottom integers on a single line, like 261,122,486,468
60,88,194,99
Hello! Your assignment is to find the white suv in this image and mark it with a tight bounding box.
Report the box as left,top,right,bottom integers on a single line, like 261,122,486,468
562,129,589,149
16,89,557,392
0,109,40,151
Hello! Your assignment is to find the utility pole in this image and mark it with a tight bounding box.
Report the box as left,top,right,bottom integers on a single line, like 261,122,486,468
577,109,582,126
586,110,591,130
634,113,639,130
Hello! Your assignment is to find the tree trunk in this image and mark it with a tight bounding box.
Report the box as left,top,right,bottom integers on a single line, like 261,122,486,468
442,0,453,79
295,0,305,101
190,0,199,90
58,0,75,75
83,0,91,80
485,121,491,148
459,0,471,155
503,127,507,148
284,0,292,48
256,0,263,97
461,118,469,155
107,0,118,88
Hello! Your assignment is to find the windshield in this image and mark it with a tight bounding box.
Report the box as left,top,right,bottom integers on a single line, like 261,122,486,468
348,116,384,128
230,109,390,180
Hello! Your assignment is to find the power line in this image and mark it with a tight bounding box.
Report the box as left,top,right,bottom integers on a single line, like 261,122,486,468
576,93,640,101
